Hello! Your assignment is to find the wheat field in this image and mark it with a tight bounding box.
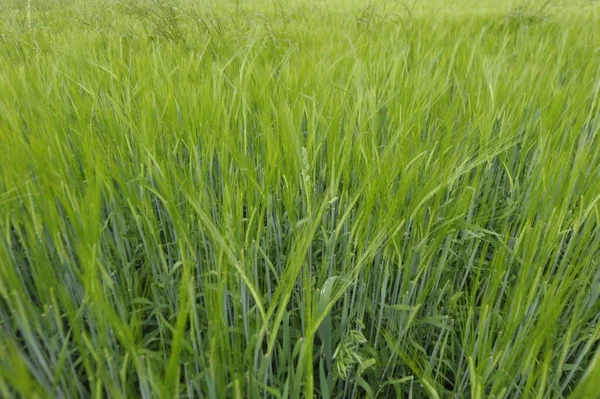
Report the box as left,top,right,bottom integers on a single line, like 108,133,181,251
1,0,600,397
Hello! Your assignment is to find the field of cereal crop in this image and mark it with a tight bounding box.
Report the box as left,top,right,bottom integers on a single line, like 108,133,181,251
1,0,600,397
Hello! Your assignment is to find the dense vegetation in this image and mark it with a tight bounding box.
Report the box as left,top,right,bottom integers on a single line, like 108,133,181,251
1,0,600,397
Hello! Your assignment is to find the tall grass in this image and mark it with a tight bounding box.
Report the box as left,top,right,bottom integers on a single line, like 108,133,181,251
1,0,600,397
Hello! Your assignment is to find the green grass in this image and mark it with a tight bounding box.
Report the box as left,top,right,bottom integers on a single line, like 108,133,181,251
1,0,600,397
